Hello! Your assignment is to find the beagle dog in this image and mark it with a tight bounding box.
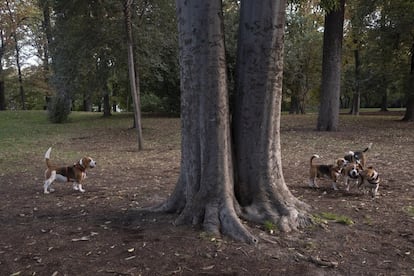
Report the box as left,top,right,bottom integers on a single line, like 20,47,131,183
309,154,347,190
344,143,372,168
342,162,363,192
43,147,96,194
358,166,381,199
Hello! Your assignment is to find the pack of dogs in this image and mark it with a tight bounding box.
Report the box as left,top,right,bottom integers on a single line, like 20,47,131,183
309,143,381,199
41,145,381,199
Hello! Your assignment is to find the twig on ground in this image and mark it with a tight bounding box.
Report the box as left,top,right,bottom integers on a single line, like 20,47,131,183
295,252,339,268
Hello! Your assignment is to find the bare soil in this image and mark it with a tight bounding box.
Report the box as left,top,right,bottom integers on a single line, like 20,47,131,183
1,113,413,275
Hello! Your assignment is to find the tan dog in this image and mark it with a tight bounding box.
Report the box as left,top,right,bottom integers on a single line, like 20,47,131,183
309,155,347,190
358,166,381,198
44,147,96,194
342,162,363,192
344,143,372,168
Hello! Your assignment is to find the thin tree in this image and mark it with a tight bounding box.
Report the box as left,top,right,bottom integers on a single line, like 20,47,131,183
153,0,310,243
317,0,345,131
124,0,143,150
402,43,414,121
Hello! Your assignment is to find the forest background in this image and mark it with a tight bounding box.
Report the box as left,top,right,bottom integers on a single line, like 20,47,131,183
0,0,413,118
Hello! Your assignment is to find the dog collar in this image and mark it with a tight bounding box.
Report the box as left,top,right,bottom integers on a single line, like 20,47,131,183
74,162,86,172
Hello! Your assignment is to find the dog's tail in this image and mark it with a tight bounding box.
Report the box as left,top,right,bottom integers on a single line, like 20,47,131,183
45,147,52,168
363,142,373,152
310,154,320,166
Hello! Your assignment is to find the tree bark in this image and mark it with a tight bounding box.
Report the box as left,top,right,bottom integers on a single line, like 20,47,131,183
154,0,257,243
233,0,310,232
154,0,310,243
317,0,345,131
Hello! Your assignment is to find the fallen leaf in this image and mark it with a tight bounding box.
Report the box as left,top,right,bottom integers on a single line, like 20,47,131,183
71,236,90,242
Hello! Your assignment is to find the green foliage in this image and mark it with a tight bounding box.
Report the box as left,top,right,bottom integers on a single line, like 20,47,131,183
283,2,323,113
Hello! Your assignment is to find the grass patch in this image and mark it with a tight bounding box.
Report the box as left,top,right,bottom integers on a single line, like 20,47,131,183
315,212,354,226
0,111,135,172
403,206,414,217
263,220,278,234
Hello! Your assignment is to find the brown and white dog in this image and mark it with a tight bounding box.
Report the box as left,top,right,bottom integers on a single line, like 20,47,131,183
344,143,372,168
44,147,96,194
309,155,347,190
342,162,363,192
358,166,381,199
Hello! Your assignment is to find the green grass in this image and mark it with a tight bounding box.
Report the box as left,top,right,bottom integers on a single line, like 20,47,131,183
0,111,134,172
403,206,414,217
314,212,354,226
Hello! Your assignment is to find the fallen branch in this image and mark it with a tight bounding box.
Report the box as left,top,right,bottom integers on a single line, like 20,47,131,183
295,252,339,268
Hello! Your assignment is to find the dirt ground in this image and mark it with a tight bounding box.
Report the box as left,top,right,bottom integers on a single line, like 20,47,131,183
1,113,413,275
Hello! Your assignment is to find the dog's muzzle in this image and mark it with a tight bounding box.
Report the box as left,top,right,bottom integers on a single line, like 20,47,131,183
349,169,359,178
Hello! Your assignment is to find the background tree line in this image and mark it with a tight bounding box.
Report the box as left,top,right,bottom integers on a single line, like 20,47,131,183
0,0,413,120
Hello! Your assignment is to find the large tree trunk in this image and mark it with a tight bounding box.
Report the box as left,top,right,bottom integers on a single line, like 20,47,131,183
317,0,345,131
154,0,310,243
154,0,256,243
233,0,309,232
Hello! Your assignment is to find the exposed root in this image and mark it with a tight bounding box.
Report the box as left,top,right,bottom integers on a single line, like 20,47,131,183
241,201,312,234
219,205,258,244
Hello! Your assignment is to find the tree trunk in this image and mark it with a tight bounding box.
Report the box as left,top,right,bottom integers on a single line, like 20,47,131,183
154,0,257,243
402,43,414,121
1,29,7,110
124,0,144,150
154,0,310,243
233,0,309,232
103,90,111,117
13,35,26,110
0,70,5,110
317,0,345,131
350,49,360,115
40,0,52,108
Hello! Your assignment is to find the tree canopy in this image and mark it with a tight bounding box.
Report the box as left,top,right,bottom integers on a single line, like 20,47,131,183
0,0,413,121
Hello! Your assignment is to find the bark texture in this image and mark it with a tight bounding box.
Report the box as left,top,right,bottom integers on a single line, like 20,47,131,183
317,0,345,131
154,0,310,243
233,0,309,232
155,0,256,243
